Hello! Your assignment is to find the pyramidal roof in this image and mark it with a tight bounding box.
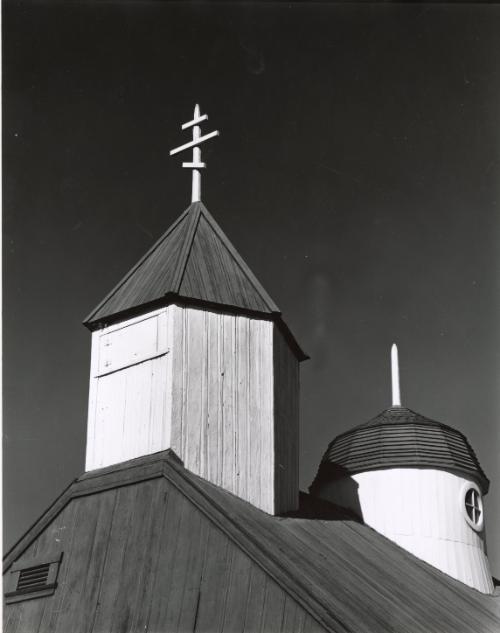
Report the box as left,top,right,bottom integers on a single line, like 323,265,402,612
85,201,282,328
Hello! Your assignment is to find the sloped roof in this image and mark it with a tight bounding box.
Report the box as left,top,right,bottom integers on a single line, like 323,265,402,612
311,406,489,494
4,451,499,633
84,201,280,327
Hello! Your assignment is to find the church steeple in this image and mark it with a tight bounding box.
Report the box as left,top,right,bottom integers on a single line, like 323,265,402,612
84,109,305,516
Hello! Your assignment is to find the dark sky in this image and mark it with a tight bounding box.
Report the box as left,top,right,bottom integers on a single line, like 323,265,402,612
4,1,500,576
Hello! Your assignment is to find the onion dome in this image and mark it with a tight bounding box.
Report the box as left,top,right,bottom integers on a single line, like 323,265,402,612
310,405,489,494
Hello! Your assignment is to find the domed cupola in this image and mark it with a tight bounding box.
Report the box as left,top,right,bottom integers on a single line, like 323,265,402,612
310,345,494,594
311,406,489,495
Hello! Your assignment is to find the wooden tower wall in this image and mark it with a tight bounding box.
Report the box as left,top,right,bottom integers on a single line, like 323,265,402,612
273,325,300,514
85,304,300,514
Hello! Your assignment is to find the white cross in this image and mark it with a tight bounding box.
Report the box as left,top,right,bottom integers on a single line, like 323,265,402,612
169,104,220,203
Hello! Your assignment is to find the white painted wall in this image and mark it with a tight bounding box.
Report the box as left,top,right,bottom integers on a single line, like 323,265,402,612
316,468,494,594
85,305,300,515
86,308,174,470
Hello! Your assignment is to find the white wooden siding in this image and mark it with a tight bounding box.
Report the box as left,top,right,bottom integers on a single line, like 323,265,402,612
318,468,494,594
170,308,277,513
85,308,174,470
86,305,300,514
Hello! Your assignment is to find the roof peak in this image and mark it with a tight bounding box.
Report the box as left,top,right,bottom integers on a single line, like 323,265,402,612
84,200,281,327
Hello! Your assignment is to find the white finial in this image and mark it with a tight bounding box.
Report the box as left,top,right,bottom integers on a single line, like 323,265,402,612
391,343,401,407
169,104,220,203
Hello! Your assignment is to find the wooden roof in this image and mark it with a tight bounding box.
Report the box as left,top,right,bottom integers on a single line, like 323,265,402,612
84,201,281,328
311,406,490,494
4,451,499,633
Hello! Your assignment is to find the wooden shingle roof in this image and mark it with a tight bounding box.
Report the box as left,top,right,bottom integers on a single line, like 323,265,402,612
311,406,490,494
4,451,499,633
84,201,280,328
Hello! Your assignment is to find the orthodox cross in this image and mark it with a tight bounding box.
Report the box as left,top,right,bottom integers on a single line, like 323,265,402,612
169,104,220,203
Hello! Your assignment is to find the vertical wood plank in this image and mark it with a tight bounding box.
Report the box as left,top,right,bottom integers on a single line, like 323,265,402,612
184,308,205,474
107,480,159,633
248,318,261,508
87,484,137,632
162,305,174,448
220,546,253,632
281,596,309,633
235,315,249,501
206,311,221,485
146,487,189,631
128,480,171,632
221,314,236,493
54,490,117,633
170,304,185,457
241,565,268,632
191,523,232,633
92,370,127,468
273,325,300,514
3,606,22,633
173,503,210,633
121,361,151,460
149,355,169,452
85,330,101,470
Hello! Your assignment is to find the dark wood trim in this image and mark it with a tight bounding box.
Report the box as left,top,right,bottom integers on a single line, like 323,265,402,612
159,457,347,633
84,296,308,361
83,203,193,324
11,552,63,573
5,583,58,604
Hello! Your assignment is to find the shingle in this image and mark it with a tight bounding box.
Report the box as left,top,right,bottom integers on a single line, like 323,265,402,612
84,201,280,328
311,406,489,493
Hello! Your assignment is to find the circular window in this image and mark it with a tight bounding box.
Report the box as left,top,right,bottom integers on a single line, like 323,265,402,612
460,482,484,531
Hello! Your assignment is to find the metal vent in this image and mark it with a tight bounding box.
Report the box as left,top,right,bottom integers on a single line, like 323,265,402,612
16,563,51,592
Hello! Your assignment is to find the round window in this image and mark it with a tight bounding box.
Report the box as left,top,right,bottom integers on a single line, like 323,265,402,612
460,482,484,531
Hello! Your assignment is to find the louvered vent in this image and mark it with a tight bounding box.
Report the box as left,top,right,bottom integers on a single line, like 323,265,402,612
5,554,62,603
16,563,51,592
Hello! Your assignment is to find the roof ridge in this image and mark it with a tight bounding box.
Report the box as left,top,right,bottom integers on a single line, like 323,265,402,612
3,452,347,633
198,202,280,314
171,201,202,293
83,204,194,324
162,455,350,632
5,451,498,630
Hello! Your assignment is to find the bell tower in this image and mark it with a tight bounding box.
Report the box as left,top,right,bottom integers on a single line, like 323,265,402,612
83,106,306,515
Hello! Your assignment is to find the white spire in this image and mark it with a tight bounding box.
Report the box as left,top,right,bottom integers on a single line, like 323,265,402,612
391,343,401,407
169,104,220,203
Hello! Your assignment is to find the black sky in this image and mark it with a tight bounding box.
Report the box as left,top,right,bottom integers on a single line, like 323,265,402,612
4,1,500,575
